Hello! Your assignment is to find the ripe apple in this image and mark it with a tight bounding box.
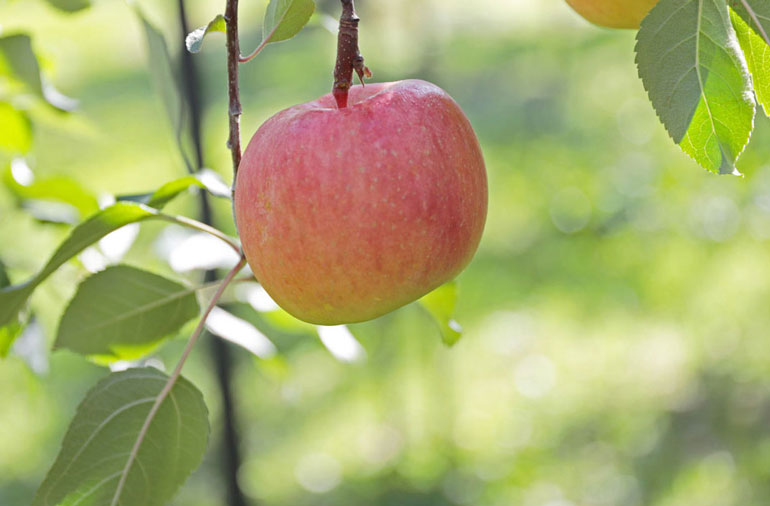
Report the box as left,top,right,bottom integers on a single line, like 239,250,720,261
565,0,659,29
234,79,487,325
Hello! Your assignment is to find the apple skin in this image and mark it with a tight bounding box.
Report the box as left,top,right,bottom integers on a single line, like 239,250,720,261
234,80,487,325
565,0,659,28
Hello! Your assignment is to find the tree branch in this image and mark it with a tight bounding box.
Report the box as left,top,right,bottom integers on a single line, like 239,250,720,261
178,3,249,505
332,0,371,109
225,0,243,182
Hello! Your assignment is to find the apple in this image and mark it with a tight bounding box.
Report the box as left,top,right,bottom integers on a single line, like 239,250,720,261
234,80,487,325
565,0,659,29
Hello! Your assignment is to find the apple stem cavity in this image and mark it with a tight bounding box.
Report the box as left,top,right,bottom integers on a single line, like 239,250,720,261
333,0,372,109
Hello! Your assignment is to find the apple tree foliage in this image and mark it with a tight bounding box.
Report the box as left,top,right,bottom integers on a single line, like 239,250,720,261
636,0,769,174
0,0,768,504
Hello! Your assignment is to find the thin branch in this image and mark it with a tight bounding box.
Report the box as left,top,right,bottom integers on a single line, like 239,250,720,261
225,0,243,183
109,255,248,506
332,0,371,109
158,212,241,253
740,0,770,48
180,3,249,503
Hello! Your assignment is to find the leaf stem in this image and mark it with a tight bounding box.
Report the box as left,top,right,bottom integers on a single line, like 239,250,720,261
158,212,241,253
109,254,247,506
225,0,243,182
239,36,270,63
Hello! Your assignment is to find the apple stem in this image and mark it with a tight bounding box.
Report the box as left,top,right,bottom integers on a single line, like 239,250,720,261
225,0,243,182
333,0,371,109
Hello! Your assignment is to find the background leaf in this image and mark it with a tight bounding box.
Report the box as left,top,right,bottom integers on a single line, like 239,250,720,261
0,260,24,357
731,0,770,116
0,203,159,330
418,282,462,346
185,14,226,53
315,324,366,362
0,103,32,154
43,0,91,13
32,368,209,506
136,10,194,172
262,0,315,45
3,162,100,220
117,170,231,210
0,34,44,96
0,34,75,111
205,306,277,358
55,265,200,361
636,0,755,174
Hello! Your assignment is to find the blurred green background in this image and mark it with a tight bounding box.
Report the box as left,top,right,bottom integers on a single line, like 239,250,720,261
3,0,770,505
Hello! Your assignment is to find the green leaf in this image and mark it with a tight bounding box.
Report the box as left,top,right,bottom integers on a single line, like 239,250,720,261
0,103,32,154
0,203,160,330
44,0,91,12
3,163,99,220
731,0,770,116
117,170,231,210
0,260,24,357
0,320,23,357
32,368,209,506
0,260,10,288
0,34,43,96
418,281,462,346
136,10,194,172
185,14,226,53
262,0,315,45
0,34,75,111
635,0,756,174
55,265,200,361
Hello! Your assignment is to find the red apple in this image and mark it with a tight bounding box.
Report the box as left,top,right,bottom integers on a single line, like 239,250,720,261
234,80,487,325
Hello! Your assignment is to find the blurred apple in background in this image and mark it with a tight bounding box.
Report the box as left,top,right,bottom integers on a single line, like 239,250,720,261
565,0,659,28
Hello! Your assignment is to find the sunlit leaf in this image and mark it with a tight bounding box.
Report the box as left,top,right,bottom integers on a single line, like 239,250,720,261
0,203,160,330
205,306,277,358
316,325,366,362
635,0,755,174
117,170,231,210
731,0,770,116
0,319,23,358
44,0,91,12
185,14,226,53
0,34,76,111
3,162,99,219
418,281,462,346
55,265,200,361
32,368,209,506
0,103,32,154
263,0,315,45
